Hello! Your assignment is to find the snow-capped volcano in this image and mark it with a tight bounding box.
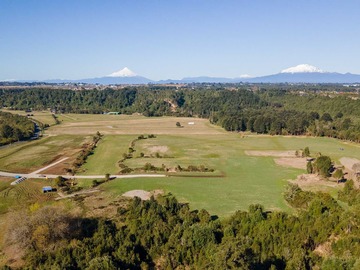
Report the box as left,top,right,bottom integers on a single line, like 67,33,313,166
107,67,137,77
281,64,324,74
239,74,253,78
58,67,153,84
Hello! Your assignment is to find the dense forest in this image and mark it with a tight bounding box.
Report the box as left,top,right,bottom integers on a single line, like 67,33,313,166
1,86,360,142
4,183,360,269
0,111,35,145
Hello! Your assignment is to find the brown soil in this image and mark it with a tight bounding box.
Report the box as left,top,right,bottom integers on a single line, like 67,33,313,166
0,176,13,182
274,158,307,169
313,235,338,257
339,157,360,187
1,243,25,269
289,174,339,190
314,241,332,257
41,144,90,175
339,157,360,171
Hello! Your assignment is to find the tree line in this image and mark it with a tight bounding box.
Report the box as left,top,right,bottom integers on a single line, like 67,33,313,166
1,86,360,142
0,111,35,145
4,185,360,269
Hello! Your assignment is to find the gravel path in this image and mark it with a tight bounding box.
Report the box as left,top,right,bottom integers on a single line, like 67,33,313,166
0,157,166,180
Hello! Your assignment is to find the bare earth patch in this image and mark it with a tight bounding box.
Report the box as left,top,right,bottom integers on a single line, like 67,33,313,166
245,150,296,157
148,146,169,153
339,157,360,171
274,158,307,169
289,174,339,190
314,241,333,257
122,189,164,200
314,235,338,257
339,157,360,187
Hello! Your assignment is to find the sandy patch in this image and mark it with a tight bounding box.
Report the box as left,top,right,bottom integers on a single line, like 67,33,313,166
314,235,339,257
245,150,296,157
122,189,164,200
314,242,332,257
148,146,169,153
339,157,360,187
289,174,339,189
292,173,323,183
339,157,360,171
274,158,307,169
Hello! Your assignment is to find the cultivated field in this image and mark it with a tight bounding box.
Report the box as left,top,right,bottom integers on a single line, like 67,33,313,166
2,111,360,216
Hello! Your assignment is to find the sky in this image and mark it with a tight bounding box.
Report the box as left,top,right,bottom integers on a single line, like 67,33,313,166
1,0,360,81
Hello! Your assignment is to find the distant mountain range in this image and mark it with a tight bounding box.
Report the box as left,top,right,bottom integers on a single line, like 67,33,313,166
4,65,360,84
44,67,153,85
164,64,360,84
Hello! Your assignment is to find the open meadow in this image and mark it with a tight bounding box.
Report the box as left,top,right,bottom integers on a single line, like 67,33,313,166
1,111,360,216
83,132,360,216
0,135,89,173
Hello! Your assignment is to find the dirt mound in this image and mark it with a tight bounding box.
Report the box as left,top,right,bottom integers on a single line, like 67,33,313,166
245,150,296,157
274,158,307,169
122,189,163,200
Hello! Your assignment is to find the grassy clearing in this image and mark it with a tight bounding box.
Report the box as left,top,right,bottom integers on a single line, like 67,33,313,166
2,112,360,217
83,133,360,216
101,157,301,217
80,135,134,175
0,135,87,173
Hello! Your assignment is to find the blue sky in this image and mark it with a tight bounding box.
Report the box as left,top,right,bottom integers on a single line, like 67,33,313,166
1,0,360,80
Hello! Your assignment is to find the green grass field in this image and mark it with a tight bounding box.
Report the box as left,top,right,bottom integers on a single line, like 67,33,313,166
2,111,360,217
80,135,135,175
82,133,360,216
0,135,87,173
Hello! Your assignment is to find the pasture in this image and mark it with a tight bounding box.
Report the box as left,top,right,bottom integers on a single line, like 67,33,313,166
1,111,360,216
0,135,88,173
1,109,57,126
48,115,225,135
85,133,360,216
